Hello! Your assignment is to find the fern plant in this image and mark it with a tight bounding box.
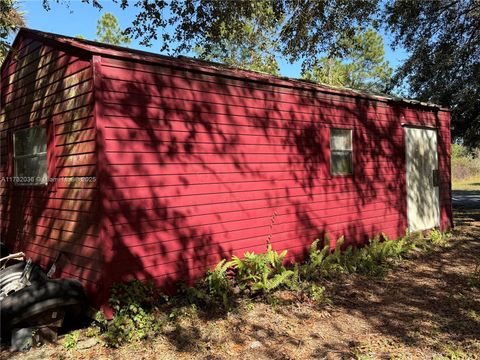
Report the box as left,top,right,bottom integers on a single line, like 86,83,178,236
204,259,234,306
426,229,451,247
303,233,415,278
302,238,331,280
181,259,235,308
304,236,348,279
231,244,293,294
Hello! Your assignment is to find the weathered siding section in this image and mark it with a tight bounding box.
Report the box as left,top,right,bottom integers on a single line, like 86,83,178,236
436,110,452,229
0,35,101,297
98,56,451,287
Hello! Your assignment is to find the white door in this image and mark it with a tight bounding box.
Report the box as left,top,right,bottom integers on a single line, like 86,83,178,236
405,127,440,231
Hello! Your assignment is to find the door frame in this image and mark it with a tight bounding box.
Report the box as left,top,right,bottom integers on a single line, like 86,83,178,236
403,125,440,231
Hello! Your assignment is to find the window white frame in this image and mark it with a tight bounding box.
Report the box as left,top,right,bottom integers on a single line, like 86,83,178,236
13,126,48,186
330,128,353,176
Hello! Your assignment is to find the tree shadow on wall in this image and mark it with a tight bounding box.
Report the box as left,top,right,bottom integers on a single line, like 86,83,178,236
1,37,452,320
98,62,449,290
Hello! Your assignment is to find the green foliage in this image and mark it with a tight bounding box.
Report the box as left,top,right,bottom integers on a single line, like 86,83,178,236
452,144,471,159
112,0,378,66
96,280,161,347
409,230,452,253
0,0,25,64
96,12,131,46
426,229,451,247
307,284,329,305
39,0,478,146
167,303,198,321
386,1,480,147
303,29,392,92
244,302,255,312
451,144,480,182
304,233,418,279
182,259,234,307
204,259,234,305
302,238,328,279
349,234,413,276
85,325,100,338
302,236,346,279
194,14,280,75
63,330,80,349
230,244,294,294
92,228,453,347
285,263,301,291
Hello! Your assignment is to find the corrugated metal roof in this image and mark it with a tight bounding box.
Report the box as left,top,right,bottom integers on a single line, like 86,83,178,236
6,28,448,110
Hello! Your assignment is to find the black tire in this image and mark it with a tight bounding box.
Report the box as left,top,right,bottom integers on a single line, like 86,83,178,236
0,262,47,293
1,279,87,337
0,263,25,291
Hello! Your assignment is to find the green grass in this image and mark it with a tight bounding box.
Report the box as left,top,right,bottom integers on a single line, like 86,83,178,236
452,175,480,191
451,144,480,191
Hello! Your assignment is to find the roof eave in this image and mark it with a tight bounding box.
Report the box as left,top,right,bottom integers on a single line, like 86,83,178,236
3,28,449,112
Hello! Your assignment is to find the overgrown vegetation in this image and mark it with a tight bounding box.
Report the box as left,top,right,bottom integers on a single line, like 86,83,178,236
301,234,412,279
88,229,452,348
93,280,163,347
451,144,480,185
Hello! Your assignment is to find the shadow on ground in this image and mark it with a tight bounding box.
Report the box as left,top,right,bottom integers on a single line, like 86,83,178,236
452,189,480,211
320,201,480,356
149,204,480,359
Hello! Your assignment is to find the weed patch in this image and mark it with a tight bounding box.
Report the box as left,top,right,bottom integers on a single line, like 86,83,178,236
451,144,480,183
63,330,80,349
94,280,163,347
89,229,452,347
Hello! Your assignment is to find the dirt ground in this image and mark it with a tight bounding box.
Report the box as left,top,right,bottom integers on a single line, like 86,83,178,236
3,202,480,360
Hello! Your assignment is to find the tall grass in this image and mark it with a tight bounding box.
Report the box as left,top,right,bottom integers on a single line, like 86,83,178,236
451,144,480,183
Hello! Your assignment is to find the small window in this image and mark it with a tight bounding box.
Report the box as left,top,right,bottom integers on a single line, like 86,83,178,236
13,126,48,185
330,128,353,175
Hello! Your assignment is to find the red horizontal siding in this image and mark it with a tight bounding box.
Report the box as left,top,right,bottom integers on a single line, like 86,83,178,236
0,35,101,300
98,56,452,291
101,59,440,123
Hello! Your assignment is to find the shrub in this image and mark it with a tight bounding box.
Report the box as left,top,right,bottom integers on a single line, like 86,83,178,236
93,228,453,347
205,259,235,304
349,234,412,276
452,143,470,159
96,280,161,347
410,229,451,251
302,237,346,280
426,229,451,247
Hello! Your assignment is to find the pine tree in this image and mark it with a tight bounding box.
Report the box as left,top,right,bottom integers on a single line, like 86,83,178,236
95,12,130,46
302,29,392,93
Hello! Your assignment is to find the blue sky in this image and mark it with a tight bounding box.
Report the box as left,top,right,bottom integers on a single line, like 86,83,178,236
20,0,408,79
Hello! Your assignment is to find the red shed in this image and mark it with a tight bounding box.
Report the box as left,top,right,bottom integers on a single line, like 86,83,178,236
0,29,452,311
